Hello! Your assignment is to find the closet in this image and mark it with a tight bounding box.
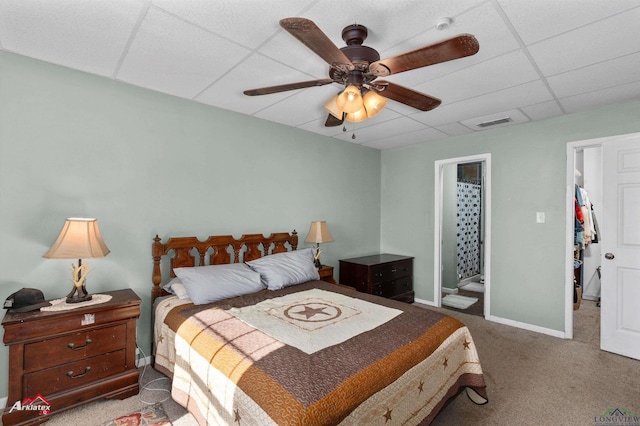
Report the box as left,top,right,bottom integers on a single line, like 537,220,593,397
573,148,602,309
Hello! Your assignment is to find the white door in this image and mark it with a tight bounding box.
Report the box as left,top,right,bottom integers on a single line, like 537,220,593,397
600,135,640,360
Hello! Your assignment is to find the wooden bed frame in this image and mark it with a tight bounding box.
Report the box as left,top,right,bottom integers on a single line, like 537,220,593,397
151,230,298,302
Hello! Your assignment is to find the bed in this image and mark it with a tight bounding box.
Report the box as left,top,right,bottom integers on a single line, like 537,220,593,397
151,230,487,425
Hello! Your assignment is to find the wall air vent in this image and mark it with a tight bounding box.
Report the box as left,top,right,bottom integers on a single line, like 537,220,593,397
476,117,512,128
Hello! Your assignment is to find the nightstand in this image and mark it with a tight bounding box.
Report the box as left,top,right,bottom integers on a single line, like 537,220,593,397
318,265,337,284
2,289,140,425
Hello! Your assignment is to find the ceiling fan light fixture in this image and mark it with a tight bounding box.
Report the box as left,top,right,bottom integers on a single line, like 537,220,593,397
345,107,368,122
336,85,364,113
363,90,387,118
323,95,343,119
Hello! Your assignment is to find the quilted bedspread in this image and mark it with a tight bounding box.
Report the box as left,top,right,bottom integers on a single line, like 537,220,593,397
154,281,486,425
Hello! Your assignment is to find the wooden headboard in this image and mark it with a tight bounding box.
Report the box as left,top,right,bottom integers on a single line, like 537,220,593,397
151,230,298,303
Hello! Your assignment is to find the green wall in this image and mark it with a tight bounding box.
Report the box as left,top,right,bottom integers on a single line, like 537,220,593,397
381,99,640,332
0,51,381,399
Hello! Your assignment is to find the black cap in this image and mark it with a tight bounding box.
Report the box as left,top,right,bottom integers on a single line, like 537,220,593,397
4,288,51,313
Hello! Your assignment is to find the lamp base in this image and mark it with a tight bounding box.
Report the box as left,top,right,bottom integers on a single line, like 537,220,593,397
66,285,92,304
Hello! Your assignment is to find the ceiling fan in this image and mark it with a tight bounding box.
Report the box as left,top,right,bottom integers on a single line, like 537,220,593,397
244,17,480,127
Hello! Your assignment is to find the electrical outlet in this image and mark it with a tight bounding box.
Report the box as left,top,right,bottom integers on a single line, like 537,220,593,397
536,212,545,223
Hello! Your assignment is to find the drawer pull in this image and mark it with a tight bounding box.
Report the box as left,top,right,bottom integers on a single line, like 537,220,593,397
67,338,92,350
391,268,397,273
67,366,91,379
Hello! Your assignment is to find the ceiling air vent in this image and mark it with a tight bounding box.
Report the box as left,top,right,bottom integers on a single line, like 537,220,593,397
476,117,512,128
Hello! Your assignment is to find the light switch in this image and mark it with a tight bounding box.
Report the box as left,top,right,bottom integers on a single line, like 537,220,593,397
536,212,545,223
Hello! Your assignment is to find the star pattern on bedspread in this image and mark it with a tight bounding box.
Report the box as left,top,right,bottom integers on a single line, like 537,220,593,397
418,380,424,394
443,357,448,369
234,408,241,423
158,334,164,344
383,407,393,422
463,339,471,349
291,305,332,320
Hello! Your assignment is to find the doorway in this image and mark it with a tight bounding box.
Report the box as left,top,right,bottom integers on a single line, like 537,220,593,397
566,133,640,360
434,154,491,319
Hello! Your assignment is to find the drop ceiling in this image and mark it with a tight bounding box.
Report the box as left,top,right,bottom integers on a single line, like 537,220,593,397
1,0,640,149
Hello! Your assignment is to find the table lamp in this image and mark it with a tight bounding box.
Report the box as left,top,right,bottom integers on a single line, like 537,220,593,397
305,221,334,267
43,218,110,303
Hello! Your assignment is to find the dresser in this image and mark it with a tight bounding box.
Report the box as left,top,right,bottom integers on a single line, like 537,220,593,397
339,254,414,303
2,289,140,425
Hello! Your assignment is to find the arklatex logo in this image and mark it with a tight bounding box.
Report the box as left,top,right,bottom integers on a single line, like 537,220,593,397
8,394,51,416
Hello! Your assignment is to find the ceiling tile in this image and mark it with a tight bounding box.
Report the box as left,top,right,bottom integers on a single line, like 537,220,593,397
389,2,521,88
547,52,640,98
152,0,314,49
459,108,529,131
433,122,475,137
363,127,449,149
417,50,539,103
529,7,640,77
521,101,564,121
497,0,640,45
334,117,427,144
253,84,338,126
413,80,553,127
116,6,250,98
0,0,148,77
197,53,328,115
559,80,640,114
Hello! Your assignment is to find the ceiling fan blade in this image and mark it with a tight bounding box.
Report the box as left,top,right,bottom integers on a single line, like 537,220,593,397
370,34,479,77
244,78,335,96
325,113,344,127
374,81,441,111
280,17,353,70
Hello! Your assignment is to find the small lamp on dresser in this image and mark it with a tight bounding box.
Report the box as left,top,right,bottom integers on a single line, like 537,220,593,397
43,217,110,303
305,221,334,267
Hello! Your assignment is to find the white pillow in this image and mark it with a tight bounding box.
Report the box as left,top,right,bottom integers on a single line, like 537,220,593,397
246,248,320,291
162,278,190,300
174,263,263,305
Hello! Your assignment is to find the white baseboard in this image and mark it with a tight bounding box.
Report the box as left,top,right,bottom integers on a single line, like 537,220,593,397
412,297,566,339
414,297,436,306
441,287,459,295
0,396,6,410
487,315,566,339
136,355,152,368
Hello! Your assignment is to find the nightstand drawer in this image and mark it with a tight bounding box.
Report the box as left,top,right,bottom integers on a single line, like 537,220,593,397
25,349,126,397
24,323,127,371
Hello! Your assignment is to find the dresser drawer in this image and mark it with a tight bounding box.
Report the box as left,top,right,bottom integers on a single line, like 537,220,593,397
370,260,412,284
24,324,127,371
25,349,126,397
384,277,412,298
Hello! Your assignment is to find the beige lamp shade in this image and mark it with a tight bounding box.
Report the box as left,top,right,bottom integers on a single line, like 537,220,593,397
305,221,334,244
43,218,110,259
336,85,364,113
345,107,369,123
323,95,343,119
363,90,387,118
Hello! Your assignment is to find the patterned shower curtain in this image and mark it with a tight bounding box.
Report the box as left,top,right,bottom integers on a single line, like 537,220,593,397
457,181,482,280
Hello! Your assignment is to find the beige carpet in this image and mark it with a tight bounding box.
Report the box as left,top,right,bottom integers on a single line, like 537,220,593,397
43,299,638,426
430,299,640,425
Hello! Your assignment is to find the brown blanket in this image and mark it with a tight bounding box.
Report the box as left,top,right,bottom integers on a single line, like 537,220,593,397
155,281,487,425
